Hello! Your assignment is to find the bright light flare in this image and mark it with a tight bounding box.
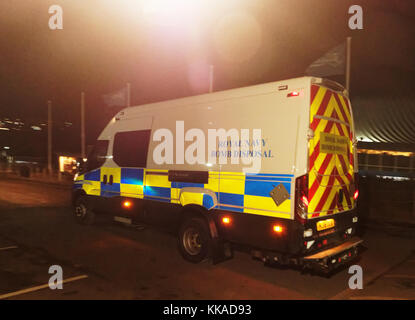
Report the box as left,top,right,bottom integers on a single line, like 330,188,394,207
301,195,309,207
353,190,359,200
141,0,208,27
122,200,132,209
273,225,283,233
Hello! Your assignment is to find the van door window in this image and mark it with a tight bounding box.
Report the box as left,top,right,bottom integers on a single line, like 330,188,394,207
113,130,151,168
85,140,109,172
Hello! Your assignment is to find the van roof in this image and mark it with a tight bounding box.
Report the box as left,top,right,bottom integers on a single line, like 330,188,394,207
116,76,316,118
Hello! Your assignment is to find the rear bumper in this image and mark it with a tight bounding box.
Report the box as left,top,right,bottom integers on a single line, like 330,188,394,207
302,237,362,273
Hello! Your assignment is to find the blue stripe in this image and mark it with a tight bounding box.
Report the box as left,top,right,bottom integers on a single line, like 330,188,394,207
202,194,215,210
217,205,244,213
245,173,294,177
121,168,144,185
245,181,291,198
144,196,171,203
84,169,100,181
219,192,244,207
73,184,82,190
144,186,171,199
171,182,204,189
245,176,292,182
101,182,120,197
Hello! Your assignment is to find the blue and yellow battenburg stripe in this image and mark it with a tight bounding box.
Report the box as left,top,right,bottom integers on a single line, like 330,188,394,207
74,168,293,219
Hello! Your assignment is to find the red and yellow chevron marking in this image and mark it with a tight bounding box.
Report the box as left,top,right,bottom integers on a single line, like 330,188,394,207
308,85,356,219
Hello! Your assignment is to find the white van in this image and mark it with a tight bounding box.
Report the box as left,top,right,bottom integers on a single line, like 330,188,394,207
72,76,362,273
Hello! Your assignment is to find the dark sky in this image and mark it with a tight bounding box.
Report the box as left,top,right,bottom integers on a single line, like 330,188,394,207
0,0,414,145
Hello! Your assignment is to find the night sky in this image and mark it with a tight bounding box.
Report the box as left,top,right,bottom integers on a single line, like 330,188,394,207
0,0,414,151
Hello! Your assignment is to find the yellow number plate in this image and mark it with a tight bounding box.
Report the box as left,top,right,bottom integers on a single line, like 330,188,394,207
316,218,335,231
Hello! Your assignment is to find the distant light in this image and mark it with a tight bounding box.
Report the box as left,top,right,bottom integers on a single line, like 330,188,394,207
3,146,10,149
0,127,10,131
206,163,213,167
31,126,42,131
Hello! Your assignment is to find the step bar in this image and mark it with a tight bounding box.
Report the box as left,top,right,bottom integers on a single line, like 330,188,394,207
303,237,363,273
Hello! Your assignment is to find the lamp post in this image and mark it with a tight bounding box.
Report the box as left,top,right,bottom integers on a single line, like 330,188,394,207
47,100,52,174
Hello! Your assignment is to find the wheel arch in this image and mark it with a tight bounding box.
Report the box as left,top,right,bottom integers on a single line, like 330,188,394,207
72,189,87,206
180,204,219,239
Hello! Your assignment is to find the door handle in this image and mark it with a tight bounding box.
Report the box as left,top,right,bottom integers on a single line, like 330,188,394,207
109,175,113,185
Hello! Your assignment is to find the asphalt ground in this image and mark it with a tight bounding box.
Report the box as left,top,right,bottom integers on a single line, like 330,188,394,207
0,177,414,300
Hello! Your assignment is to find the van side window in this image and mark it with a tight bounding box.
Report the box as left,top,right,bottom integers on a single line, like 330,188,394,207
113,130,151,168
86,140,109,172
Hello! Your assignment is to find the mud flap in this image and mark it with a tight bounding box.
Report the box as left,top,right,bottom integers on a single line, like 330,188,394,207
207,216,233,264
303,237,363,273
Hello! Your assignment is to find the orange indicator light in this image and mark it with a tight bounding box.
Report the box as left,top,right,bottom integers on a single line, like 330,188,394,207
122,200,132,209
222,217,231,225
273,225,283,233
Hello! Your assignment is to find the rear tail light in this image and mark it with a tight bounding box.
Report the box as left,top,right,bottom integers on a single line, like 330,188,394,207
295,174,308,224
301,195,309,207
353,173,359,201
222,216,231,225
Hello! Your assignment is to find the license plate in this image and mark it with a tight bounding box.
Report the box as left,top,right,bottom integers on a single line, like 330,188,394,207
316,218,335,231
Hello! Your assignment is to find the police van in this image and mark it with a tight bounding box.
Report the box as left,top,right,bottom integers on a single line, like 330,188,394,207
72,76,362,273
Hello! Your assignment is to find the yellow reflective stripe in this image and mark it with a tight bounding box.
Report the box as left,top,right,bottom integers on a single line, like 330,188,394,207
244,195,291,213
145,173,171,188
219,173,245,194
338,95,352,124
120,184,143,198
100,167,121,183
310,87,327,122
179,192,204,206
82,181,100,196
204,172,220,192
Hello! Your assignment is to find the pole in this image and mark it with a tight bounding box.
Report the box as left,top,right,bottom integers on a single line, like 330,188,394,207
345,36,352,94
47,100,52,174
209,65,214,93
81,92,86,159
126,82,131,107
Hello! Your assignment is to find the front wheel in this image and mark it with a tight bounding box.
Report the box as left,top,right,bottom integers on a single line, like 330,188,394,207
178,217,212,263
73,196,95,225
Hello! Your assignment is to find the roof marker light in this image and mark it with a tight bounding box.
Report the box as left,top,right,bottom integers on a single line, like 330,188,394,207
287,91,300,97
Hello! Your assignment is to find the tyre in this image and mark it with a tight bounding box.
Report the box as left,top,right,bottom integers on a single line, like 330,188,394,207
178,217,212,263
73,196,95,225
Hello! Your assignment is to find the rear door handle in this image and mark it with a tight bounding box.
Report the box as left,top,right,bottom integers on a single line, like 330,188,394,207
109,175,113,185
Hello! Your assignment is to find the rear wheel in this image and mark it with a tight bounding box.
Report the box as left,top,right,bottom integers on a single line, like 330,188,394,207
178,217,212,263
74,196,95,225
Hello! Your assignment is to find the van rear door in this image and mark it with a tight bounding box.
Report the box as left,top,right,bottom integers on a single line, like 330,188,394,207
307,82,356,218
